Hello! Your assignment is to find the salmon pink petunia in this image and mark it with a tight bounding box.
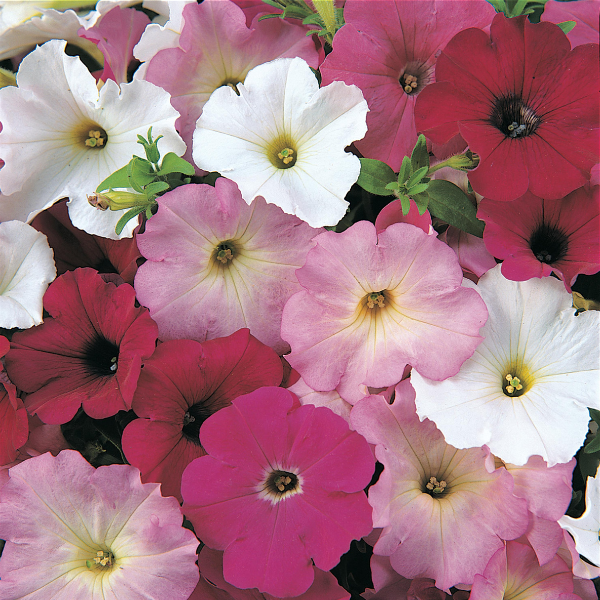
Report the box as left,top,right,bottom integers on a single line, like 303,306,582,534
478,186,600,291
181,386,374,598
281,221,487,402
5,268,158,424
320,0,495,171
415,13,599,201
0,450,199,600
350,380,529,589
122,329,283,501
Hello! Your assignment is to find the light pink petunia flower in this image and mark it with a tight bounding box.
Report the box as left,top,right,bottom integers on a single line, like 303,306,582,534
350,380,529,589
134,178,322,354
181,386,374,598
0,450,199,600
281,221,487,402
320,0,496,171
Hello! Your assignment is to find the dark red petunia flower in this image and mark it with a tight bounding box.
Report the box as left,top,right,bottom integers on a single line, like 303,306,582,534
478,185,600,291
415,13,599,201
121,329,283,501
5,268,158,424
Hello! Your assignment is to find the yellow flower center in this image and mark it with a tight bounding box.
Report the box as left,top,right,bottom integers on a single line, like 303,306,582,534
425,476,447,495
85,129,107,148
213,241,236,265
401,73,418,94
86,549,114,570
366,291,386,309
501,364,532,397
74,121,108,149
266,134,298,169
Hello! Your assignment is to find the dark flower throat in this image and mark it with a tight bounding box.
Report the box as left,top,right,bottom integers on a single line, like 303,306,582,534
490,95,541,138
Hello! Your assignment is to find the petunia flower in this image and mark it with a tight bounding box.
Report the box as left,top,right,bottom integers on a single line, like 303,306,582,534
469,541,585,600
0,220,56,330
122,329,283,501
350,380,529,589
320,0,496,171
0,449,199,600
5,268,158,424
415,13,599,202
560,465,600,568
281,220,487,403
134,178,321,354
193,57,368,227
181,386,374,598
541,0,600,47
411,264,600,466
0,39,185,239
144,0,318,167
478,185,600,292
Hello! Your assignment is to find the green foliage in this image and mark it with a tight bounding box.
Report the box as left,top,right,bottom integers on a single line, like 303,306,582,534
357,159,396,196
556,20,576,35
486,0,547,17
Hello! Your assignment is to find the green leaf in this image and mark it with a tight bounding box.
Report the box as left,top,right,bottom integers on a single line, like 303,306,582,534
410,134,429,173
398,156,412,186
405,166,429,190
143,181,170,198
412,191,430,215
407,182,430,196
385,182,400,191
96,164,130,192
399,194,411,216
426,179,484,237
590,408,600,424
156,152,196,176
556,20,576,34
357,158,396,196
584,434,600,455
115,206,147,235
128,157,156,188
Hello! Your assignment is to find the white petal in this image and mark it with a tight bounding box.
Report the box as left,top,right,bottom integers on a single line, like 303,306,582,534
0,221,56,329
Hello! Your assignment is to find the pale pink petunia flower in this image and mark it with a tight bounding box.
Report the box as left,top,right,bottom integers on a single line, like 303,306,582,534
281,220,487,402
350,380,529,589
0,450,199,600
134,178,322,354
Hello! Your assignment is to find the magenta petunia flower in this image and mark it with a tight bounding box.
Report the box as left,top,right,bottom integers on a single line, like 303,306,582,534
320,0,495,170
541,0,599,47
281,221,487,402
134,178,321,354
415,13,599,201
478,185,600,291
5,268,158,424
469,541,584,600
145,0,318,167
0,450,199,600
181,386,374,598
350,380,529,590
122,329,283,501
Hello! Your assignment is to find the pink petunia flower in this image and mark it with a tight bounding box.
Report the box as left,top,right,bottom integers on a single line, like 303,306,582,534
541,0,599,47
350,380,529,590
0,450,199,599
478,185,600,291
181,386,374,598
281,221,487,402
320,0,496,171
144,0,318,167
134,178,321,354
469,541,584,600
122,329,283,501
5,268,158,424
415,13,599,202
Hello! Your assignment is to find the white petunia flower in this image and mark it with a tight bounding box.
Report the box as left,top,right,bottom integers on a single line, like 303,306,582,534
193,57,368,228
412,265,600,467
560,465,600,567
0,39,185,239
0,221,56,329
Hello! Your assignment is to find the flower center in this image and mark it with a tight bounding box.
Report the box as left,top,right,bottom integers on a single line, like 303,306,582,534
265,469,300,497
85,128,107,148
503,372,528,397
87,549,114,570
401,73,418,94
366,291,386,309
424,476,447,496
266,135,298,169
182,402,215,445
276,147,297,168
529,223,568,264
83,336,119,377
490,95,541,138
213,241,236,265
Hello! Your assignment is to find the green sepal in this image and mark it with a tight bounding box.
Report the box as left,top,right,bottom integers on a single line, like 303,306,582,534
96,164,130,193
426,179,485,237
557,20,577,34
156,152,196,176
115,205,148,235
583,433,600,455
410,134,429,173
357,158,396,196
398,156,412,186
143,180,170,198
405,166,429,190
399,194,411,216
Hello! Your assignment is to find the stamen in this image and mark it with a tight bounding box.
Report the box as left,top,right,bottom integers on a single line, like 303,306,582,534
367,292,386,309
277,147,295,165
109,356,117,373
425,476,447,494
216,248,233,264
504,374,524,396
183,412,196,427
85,129,107,148
401,73,419,94
87,549,114,569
